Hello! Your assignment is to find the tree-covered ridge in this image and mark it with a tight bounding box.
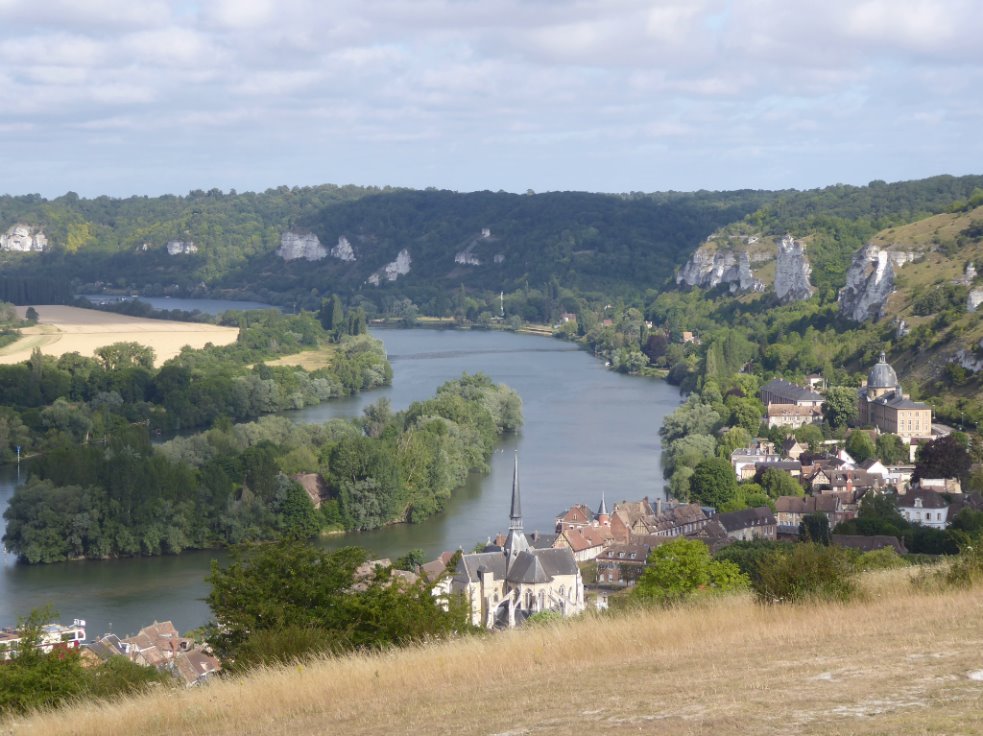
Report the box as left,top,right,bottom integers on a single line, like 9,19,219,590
1,374,522,563
0,186,776,306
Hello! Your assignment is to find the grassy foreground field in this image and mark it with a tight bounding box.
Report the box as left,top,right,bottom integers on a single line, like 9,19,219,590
5,569,983,736
0,306,239,366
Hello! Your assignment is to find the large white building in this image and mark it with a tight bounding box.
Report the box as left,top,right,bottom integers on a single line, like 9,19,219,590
450,456,585,628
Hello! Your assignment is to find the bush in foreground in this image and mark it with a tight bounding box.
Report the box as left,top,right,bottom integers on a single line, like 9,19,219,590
633,538,748,605
753,543,858,604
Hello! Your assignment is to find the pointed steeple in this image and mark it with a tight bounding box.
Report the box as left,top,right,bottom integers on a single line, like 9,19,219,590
509,451,522,531
596,490,610,527
504,451,529,565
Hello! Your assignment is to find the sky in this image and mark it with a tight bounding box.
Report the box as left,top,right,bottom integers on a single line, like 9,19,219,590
1,0,981,198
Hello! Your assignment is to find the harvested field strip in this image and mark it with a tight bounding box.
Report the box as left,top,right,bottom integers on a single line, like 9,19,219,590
0,306,239,366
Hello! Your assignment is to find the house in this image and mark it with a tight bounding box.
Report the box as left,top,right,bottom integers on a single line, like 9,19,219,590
553,526,612,562
732,445,781,480
832,534,907,555
609,498,655,543
450,455,585,628
774,495,844,535
759,379,825,409
754,460,803,480
858,353,933,440
716,506,777,541
595,544,651,587
782,438,808,461
896,490,950,529
114,621,220,687
766,403,822,429
917,478,962,494
642,503,709,538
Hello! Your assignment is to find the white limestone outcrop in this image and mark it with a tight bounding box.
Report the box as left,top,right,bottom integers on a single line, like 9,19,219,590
330,236,356,262
278,232,327,261
367,249,411,285
1,224,47,252
838,244,916,322
968,288,983,313
774,235,815,303
676,246,764,293
166,240,198,255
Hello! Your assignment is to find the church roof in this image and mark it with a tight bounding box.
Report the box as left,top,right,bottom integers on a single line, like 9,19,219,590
455,552,507,583
867,352,899,389
506,548,578,583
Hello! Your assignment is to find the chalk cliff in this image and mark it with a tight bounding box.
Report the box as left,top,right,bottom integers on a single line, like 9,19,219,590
1,224,47,252
368,249,412,285
166,240,198,255
838,244,916,322
278,232,327,261
774,235,815,304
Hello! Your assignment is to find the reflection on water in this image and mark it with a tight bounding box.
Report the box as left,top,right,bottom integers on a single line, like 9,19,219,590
0,326,680,636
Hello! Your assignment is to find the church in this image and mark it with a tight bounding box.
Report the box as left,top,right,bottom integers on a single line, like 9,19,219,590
450,455,585,628
857,352,933,440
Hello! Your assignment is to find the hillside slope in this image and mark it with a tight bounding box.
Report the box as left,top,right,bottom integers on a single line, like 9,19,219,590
6,571,983,736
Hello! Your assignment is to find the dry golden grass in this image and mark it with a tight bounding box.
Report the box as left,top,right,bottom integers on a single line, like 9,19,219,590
0,306,238,367
261,345,337,371
6,568,983,736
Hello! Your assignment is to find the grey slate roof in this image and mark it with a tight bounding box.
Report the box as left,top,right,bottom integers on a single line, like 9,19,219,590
867,353,899,389
456,551,507,583
456,546,578,585
716,506,777,532
760,378,824,403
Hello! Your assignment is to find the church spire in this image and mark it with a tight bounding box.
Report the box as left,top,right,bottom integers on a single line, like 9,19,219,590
504,451,529,564
509,451,522,532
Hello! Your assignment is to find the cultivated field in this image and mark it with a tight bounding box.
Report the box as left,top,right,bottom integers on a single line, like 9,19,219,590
6,568,983,736
0,306,239,367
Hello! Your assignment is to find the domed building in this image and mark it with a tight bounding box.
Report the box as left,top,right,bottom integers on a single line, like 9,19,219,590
858,352,932,439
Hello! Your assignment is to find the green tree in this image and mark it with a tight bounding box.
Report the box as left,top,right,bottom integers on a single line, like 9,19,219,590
798,513,831,544
632,538,748,605
206,541,470,669
689,457,739,509
794,423,824,452
822,386,858,429
753,543,857,603
913,434,972,485
875,433,908,464
759,467,803,499
0,606,86,716
845,431,876,463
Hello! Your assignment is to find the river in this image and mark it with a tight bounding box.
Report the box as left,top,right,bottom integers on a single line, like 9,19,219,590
0,326,680,637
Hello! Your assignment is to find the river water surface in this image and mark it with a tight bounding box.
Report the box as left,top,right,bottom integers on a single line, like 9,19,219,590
0,326,679,636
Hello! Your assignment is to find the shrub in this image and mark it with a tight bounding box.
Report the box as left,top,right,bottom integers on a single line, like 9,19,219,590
854,547,907,572
753,543,858,603
633,538,749,605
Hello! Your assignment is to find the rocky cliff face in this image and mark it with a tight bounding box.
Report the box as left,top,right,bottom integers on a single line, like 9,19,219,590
774,235,815,303
367,249,411,285
1,224,47,252
330,236,357,262
278,232,327,261
675,245,764,293
166,240,198,255
838,244,915,322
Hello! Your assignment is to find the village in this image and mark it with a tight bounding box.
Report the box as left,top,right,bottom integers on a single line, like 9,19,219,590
407,351,983,630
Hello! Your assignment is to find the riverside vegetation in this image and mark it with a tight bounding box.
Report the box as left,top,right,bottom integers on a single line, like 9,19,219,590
2,373,521,562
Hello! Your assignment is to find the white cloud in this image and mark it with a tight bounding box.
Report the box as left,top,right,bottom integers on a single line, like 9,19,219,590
0,0,981,196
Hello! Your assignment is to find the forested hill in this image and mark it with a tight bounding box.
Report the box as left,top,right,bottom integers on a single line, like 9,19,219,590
0,187,773,307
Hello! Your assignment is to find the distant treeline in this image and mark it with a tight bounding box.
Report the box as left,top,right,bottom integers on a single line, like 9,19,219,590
2,374,522,563
0,276,71,305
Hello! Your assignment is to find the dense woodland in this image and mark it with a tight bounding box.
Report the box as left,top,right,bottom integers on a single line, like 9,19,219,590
0,307,390,465
2,374,521,562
